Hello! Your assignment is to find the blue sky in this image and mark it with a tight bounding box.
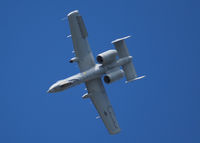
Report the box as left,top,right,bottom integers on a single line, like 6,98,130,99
0,0,199,142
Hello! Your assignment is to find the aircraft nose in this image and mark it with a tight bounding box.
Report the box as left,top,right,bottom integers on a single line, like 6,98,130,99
47,88,53,93
47,85,56,93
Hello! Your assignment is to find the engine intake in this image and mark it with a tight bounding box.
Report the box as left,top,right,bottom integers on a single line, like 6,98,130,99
104,69,124,84
96,50,117,65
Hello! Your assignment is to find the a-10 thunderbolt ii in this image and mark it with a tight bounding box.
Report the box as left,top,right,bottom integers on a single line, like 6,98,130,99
47,10,145,135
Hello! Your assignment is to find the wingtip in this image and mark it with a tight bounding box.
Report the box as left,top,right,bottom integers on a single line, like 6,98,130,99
67,10,79,17
109,128,121,135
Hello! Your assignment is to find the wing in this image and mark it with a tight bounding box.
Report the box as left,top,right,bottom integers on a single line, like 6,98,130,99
85,78,120,134
68,10,120,134
67,10,95,72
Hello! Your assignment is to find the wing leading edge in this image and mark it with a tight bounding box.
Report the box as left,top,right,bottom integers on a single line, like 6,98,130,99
85,78,120,134
67,10,95,72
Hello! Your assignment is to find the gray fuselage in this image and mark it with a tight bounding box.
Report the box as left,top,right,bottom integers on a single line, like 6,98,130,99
47,56,132,93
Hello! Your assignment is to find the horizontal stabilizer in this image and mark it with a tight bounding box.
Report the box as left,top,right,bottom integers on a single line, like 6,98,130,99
123,62,137,82
112,36,137,82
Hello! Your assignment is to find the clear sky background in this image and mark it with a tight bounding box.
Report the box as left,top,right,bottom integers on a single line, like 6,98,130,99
0,0,199,143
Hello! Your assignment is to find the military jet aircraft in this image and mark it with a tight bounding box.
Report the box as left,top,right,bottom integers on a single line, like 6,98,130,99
48,10,145,135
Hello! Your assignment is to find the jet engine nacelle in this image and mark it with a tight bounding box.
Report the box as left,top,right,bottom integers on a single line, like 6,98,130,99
104,69,124,84
97,50,117,65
